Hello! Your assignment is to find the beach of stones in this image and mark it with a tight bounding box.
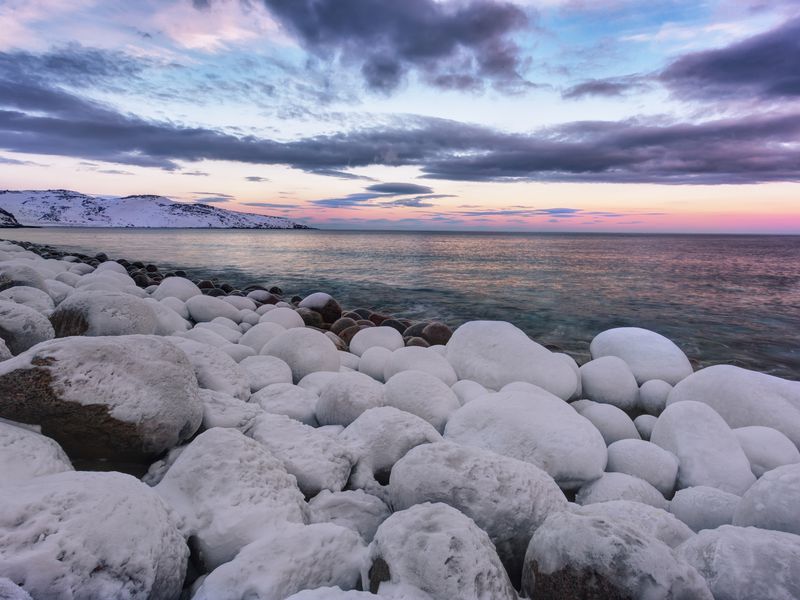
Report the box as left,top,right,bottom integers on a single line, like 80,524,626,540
0,238,799,600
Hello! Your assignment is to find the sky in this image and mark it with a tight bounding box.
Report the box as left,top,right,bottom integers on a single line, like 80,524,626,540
0,0,799,232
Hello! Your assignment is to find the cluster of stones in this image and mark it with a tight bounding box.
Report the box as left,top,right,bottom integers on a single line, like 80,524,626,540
1,238,800,600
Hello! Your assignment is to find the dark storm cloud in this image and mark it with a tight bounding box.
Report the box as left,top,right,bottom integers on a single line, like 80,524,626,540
259,0,530,92
562,76,648,99
660,16,800,100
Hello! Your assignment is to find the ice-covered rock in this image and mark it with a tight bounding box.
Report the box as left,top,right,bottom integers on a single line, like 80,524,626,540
0,300,54,354
444,389,607,489
251,383,319,426
239,321,285,351
222,296,256,311
0,263,47,292
523,509,712,600
451,380,489,405
239,354,293,392
316,371,385,427
299,371,340,395
579,356,639,411
734,426,800,477
259,306,305,329
185,294,241,323
0,285,54,316
299,292,342,323
639,379,672,416
358,346,393,382
143,297,191,335
668,365,800,448
179,326,231,348
161,296,189,318
676,525,800,600
50,290,157,337
445,321,578,399
573,501,693,548
384,370,460,433
555,352,582,400
262,328,341,383
651,400,755,495
0,471,188,600
0,578,32,600
350,327,405,357
0,335,202,461
733,463,800,535
580,403,640,445
382,347,457,386
195,321,241,343
308,490,390,543
151,276,202,302
590,327,693,385
199,389,262,431
0,419,73,482
606,439,678,496
193,522,365,600
390,441,567,584
43,279,72,304
168,336,250,400
339,351,360,370
669,486,740,532
575,472,669,509
0,339,10,361
285,588,392,600
155,428,306,570
365,503,518,600
247,413,354,497
340,407,442,503
635,414,657,440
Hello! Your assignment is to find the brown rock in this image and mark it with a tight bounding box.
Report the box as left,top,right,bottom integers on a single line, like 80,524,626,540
421,322,453,346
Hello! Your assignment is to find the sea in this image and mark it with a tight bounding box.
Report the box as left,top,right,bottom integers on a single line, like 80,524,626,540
3,228,799,380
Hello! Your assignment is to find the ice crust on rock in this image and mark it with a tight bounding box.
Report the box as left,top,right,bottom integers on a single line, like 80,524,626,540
575,472,669,510
0,285,55,316
733,463,800,535
382,347,458,386
579,403,640,445
358,346,393,382
316,371,385,427
451,379,489,405
0,300,54,355
579,355,639,411
185,294,241,323
251,383,319,425
199,389,262,431
639,379,672,415
384,370,460,433
262,328,341,383
573,500,693,548
444,389,607,489
0,419,73,482
634,414,657,440
606,439,678,496
168,336,250,401
308,489,390,543
350,326,405,357
241,321,285,351
733,426,800,477
0,578,32,600
143,298,190,335
151,276,202,302
445,320,578,399
669,486,740,532
259,306,305,329
239,354,293,392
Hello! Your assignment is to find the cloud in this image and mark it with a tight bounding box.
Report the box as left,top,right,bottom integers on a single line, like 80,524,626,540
310,181,448,209
242,201,299,209
193,195,230,203
660,16,800,100
308,169,376,181
182,170,210,176
562,75,649,99
245,176,270,182
258,0,530,92
365,182,433,195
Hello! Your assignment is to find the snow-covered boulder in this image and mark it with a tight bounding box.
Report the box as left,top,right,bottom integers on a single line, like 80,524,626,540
576,472,668,509
0,335,202,461
734,426,800,477
199,389,261,431
308,490,390,543
0,263,47,292
0,578,32,600
143,297,191,335
239,355,293,392
0,285,55,316
651,400,755,495
382,347,457,386
151,276,202,302
298,371,340,395
676,526,800,600
579,356,639,411
251,383,319,426
43,279,73,305
384,370,460,433
262,328,341,383
247,413,354,497
339,351,360,370
0,300,54,354
0,471,188,600
284,588,393,600
669,486,740,532
639,379,672,416
365,503,518,600
358,346,393,382
444,321,578,399
50,290,157,337
573,501,693,548
668,365,800,448
259,306,305,329
0,419,73,482
590,327,693,385
179,326,230,348
733,463,800,535
580,403,640,445
316,371,385,427
522,510,712,599
185,294,241,323
451,379,489,405
444,389,607,490
350,327,405,357
298,292,342,323
155,428,306,570
240,321,285,352
168,336,250,400
195,321,241,343
340,407,442,503
390,441,567,584
606,439,679,496
635,414,657,440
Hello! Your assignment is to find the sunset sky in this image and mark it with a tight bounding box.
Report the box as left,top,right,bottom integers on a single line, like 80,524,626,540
1,0,798,231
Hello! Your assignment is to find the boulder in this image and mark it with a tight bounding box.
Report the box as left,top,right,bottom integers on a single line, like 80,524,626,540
308,490,390,543
240,321,286,352
0,300,54,355
573,501,693,549
733,463,800,535
383,346,458,386
0,419,73,482
262,328,341,383
420,321,452,346
580,403,640,445
251,383,319,426
0,263,47,292
606,439,678,496
384,370,460,433
151,276,202,302
316,371,385,427
451,379,489,405
50,290,157,337
639,379,672,416
350,327,405,357
0,285,55,316
670,486,741,532
239,355,293,392
168,337,250,401
734,426,800,477
0,579,32,600
143,298,190,335
358,346,393,382
259,306,305,329
199,389,261,431
634,414,657,440
299,292,342,323
575,472,669,510
579,356,639,411
185,294,241,323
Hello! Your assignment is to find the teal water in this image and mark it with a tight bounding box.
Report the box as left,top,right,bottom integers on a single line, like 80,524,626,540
3,228,799,379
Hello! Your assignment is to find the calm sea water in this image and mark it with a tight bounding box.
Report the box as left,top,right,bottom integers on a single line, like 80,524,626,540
3,228,799,380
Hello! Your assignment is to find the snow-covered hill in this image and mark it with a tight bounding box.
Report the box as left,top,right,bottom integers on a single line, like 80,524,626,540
0,207,21,227
0,190,311,229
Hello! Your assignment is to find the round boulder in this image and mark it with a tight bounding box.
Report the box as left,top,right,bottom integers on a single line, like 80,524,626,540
262,328,341,383
50,290,157,337
0,300,54,355
579,355,639,411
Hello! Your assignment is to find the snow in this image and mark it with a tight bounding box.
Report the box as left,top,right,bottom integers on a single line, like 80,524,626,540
606,439,678,496
668,365,800,448
0,263,47,292
669,486,741,532
0,189,306,228
150,276,201,302
193,522,365,600
365,503,518,600
524,509,712,600
0,286,54,316
390,441,567,584
639,379,673,416
262,328,341,383
0,419,73,482
734,426,800,477
308,489,390,543
259,306,305,329
251,383,319,425
573,501,693,549
168,336,250,400
445,321,578,400
51,290,158,336
382,347,458,386
444,389,607,490
239,355,293,392
384,370,460,433
185,294,241,323
240,321,286,351
676,525,800,600
0,300,53,354
316,371,386,427
733,463,800,535
651,400,756,495
285,588,388,600
143,298,190,335
154,428,306,570
579,356,639,411
590,326,693,385
199,389,262,431
575,472,669,510
350,327,405,357
0,471,188,600
246,413,354,497
579,402,640,445
451,380,489,405
358,346,393,382
0,578,32,600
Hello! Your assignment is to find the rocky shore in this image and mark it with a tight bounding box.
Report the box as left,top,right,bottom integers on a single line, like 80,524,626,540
1,237,799,600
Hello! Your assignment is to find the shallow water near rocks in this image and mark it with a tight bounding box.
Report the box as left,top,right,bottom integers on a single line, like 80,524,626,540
4,228,799,379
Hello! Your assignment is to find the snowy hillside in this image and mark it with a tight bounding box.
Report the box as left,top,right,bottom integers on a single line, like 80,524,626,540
0,190,311,229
